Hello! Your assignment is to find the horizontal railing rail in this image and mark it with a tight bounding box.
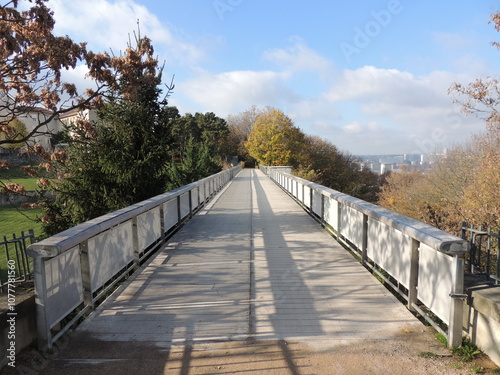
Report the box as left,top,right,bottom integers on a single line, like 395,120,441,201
461,223,500,284
27,165,242,350
262,165,469,348
0,229,35,291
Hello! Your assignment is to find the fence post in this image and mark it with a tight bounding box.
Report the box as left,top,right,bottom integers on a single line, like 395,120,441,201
160,204,166,243
33,256,51,350
132,216,140,270
320,193,325,227
361,214,368,265
337,202,342,239
80,240,94,310
448,253,465,348
189,190,193,219
408,239,420,312
177,195,182,223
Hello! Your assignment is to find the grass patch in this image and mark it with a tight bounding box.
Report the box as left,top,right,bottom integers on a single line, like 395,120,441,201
453,341,482,362
0,205,43,239
435,332,448,346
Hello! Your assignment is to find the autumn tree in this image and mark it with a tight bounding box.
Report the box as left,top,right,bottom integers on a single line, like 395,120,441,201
246,107,305,166
0,0,115,147
379,11,500,233
224,105,263,163
296,135,380,203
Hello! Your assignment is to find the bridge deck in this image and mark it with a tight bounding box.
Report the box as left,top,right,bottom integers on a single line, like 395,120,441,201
41,169,451,374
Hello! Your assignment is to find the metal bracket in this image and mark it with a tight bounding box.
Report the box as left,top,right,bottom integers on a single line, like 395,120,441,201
449,293,468,300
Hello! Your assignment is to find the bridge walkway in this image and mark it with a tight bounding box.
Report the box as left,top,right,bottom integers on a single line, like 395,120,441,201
38,169,452,374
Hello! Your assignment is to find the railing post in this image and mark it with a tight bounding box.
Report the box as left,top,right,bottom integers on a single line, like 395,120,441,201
320,193,325,227
33,256,51,350
337,202,342,239
189,190,193,219
160,204,166,243
302,183,305,205
496,231,500,285
309,186,313,214
80,240,94,310
408,239,420,312
448,253,465,348
132,216,140,270
361,214,368,265
177,195,182,223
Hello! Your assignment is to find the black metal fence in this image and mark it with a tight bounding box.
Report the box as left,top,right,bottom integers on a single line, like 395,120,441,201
461,223,500,284
0,229,35,292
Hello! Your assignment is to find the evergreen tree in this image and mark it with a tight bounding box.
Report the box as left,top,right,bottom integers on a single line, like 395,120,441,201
41,35,174,235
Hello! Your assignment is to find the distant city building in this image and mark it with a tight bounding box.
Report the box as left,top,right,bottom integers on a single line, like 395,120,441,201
0,93,97,151
355,151,447,174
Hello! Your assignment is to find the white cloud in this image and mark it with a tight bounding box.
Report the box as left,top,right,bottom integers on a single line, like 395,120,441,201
49,0,203,65
263,38,333,76
177,70,297,116
343,122,363,133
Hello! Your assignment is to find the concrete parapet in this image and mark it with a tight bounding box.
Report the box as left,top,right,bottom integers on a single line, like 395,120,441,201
464,282,500,366
0,294,37,369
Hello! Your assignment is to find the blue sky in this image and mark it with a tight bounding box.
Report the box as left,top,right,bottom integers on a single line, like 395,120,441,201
48,0,499,155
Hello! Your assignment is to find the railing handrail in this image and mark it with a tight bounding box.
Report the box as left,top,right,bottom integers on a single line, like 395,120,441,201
28,165,242,350
278,171,468,255
27,170,235,259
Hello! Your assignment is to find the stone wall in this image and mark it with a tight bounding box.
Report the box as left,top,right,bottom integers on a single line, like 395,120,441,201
0,191,38,207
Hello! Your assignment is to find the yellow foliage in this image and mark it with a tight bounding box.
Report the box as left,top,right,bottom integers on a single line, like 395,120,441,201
245,108,305,166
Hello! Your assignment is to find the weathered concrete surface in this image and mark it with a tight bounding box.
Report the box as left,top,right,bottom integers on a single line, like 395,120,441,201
465,283,500,366
24,169,479,374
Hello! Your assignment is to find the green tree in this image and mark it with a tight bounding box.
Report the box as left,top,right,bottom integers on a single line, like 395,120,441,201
246,108,305,166
167,137,220,190
41,34,175,235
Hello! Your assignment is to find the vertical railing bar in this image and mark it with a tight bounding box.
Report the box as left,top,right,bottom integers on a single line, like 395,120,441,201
408,239,420,313
33,256,51,350
189,190,193,219
361,214,368,265
320,193,325,228
486,228,491,281
79,240,94,310
448,253,465,348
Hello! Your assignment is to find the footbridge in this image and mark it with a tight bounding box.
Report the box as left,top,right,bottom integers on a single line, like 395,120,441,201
26,166,473,374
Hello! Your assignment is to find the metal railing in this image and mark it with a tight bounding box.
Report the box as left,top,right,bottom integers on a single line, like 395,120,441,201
461,223,500,284
27,165,242,350
0,229,35,291
262,166,469,348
